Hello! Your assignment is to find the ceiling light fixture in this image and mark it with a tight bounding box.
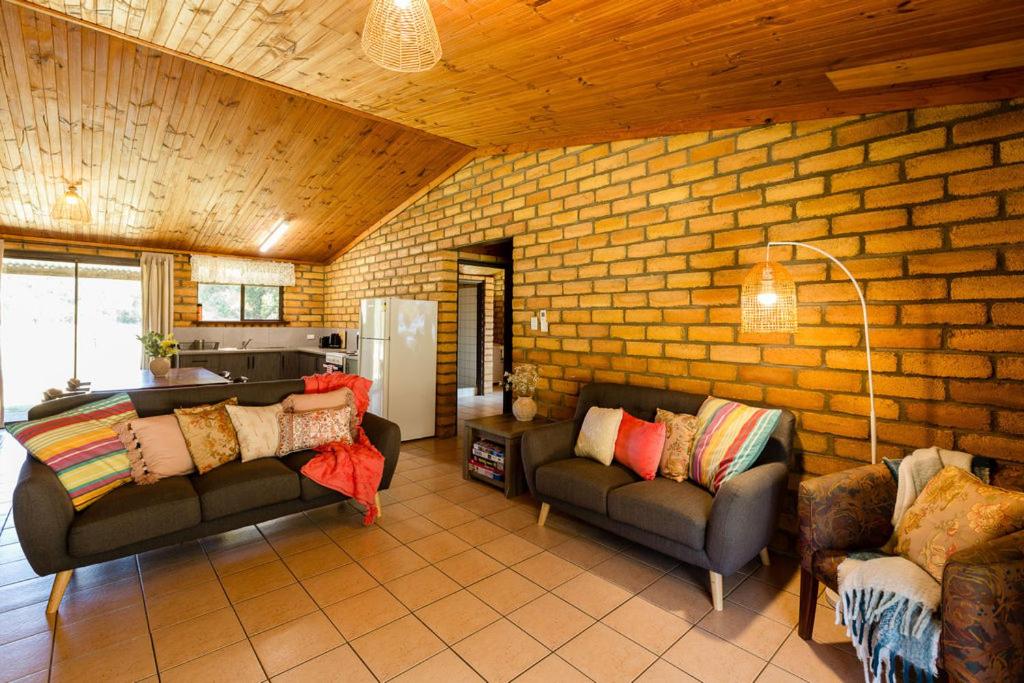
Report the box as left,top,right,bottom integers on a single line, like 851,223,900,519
259,219,290,253
51,184,92,223
361,0,442,73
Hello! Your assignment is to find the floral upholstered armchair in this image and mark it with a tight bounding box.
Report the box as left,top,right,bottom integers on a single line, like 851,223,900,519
797,462,1024,683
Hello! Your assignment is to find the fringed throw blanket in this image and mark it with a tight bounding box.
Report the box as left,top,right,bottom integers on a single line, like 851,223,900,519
836,552,942,683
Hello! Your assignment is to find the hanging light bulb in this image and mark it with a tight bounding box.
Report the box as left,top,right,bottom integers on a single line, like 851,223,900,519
361,0,442,72
51,184,92,223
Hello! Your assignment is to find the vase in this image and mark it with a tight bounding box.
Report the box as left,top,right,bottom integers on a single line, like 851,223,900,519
149,357,171,377
512,395,537,422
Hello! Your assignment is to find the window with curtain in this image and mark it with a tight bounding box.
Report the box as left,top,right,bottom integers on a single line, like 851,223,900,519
190,254,293,323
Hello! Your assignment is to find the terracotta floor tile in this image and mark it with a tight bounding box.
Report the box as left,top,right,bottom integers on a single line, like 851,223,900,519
137,539,211,574
381,516,445,544
508,593,594,650
436,548,505,586
454,618,547,683
756,664,806,683
602,596,692,654
770,632,863,683
157,640,264,683
436,482,492,504
750,553,801,595
0,576,52,614
385,565,461,610
302,562,378,607
638,574,715,623
358,545,429,582
590,553,666,594
199,526,264,555
513,523,573,550
479,534,543,566
409,530,472,563
558,622,658,683
151,606,245,671
270,644,375,683
699,601,791,660
65,556,138,593
323,585,409,640
634,659,700,682
469,568,545,615
403,493,453,515
461,492,515,517
235,583,318,635
0,601,52,647
415,589,500,645
266,526,332,557
0,632,52,682
350,614,446,680
208,538,277,577
450,518,508,545
663,627,766,683
220,559,295,603
57,575,143,626
336,528,402,558
547,537,617,569
422,504,479,529
515,654,591,683
420,474,467,493
553,572,632,619
50,633,156,683
380,482,432,504
486,506,537,532
250,611,345,678
52,602,148,662
0,559,39,586
146,578,230,631
619,543,680,572
729,577,801,626
391,648,483,682
512,551,583,590
281,542,352,580
142,556,218,599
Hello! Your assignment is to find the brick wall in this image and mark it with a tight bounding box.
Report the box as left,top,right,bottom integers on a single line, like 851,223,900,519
325,98,1024,475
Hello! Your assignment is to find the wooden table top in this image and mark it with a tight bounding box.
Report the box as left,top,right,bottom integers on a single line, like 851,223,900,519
92,367,231,392
464,413,556,438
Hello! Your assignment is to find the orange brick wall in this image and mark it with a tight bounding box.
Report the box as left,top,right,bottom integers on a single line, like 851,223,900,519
325,98,1024,475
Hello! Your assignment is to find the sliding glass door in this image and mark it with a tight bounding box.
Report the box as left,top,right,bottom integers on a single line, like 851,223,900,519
1,255,141,421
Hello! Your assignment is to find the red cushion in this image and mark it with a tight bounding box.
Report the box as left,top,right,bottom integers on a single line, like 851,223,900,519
614,411,667,480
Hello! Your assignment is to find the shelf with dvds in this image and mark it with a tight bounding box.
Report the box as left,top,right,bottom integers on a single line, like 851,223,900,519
461,413,553,498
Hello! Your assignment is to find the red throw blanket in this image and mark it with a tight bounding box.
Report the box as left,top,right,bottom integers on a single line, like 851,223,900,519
299,372,385,525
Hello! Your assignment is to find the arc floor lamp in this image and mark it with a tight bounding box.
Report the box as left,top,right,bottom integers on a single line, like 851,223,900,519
741,242,878,465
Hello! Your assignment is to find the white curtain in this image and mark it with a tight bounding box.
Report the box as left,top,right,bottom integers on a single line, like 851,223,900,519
189,254,295,286
0,239,4,427
140,252,175,368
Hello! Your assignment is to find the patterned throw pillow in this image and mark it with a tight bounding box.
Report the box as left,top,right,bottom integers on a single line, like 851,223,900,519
894,466,1024,581
688,397,782,494
574,407,624,466
655,409,698,482
282,387,358,432
225,403,284,462
277,407,354,455
8,393,138,510
174,398,241,474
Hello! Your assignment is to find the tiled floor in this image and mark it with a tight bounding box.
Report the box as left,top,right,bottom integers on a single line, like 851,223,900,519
0,395,862,682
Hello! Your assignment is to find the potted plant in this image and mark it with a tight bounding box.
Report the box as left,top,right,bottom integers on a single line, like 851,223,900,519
138,331,179,377
504,363,539,421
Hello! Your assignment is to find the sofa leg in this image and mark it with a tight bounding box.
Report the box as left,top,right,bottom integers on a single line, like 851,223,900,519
374,493,383,520
798,567,818,640
709,571,724,611
759,547,770,566
537,502,550,527
47,569,73,614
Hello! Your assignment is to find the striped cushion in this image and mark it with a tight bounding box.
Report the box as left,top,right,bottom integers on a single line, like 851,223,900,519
8,393,138,510
688,397,781,494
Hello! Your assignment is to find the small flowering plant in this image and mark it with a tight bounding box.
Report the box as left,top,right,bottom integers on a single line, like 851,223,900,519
138,331,179,358
503,364,538,397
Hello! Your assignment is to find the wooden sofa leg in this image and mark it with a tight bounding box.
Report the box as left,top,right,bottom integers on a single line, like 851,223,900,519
798,567,818,640
537,502,550,527
47,569,73,614
374,493,383,520
759,547,770,566
709,571,724,611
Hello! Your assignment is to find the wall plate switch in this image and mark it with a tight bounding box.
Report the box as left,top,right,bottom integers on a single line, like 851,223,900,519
539,309,549,332
530,316,539,330
306,334,315,340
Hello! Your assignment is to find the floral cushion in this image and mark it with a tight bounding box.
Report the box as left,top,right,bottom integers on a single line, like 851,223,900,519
655,408,698,482
282,387,358,432
277,407,354,455
174,398,240,474
894,466,1024,580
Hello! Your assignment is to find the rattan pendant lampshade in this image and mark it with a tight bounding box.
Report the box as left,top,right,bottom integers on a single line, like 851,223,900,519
50,184,92,223
362,0,442,72
741,261,798,333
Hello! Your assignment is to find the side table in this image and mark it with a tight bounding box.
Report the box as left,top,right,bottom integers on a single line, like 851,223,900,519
462,414,554,498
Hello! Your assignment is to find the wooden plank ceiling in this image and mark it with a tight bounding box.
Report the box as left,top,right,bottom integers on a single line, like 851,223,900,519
1,0,1022,260
0,1,469,261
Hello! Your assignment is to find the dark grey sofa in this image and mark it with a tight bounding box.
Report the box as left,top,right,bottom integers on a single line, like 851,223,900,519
521,382,794,610
12,379,400,613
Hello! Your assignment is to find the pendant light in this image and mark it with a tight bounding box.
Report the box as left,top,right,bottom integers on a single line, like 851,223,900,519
361,0,442,72
51,184,92,223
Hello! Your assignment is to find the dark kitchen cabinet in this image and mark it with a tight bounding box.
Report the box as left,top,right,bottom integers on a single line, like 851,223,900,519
216,353,249,379
177,354,213,369
298,352,326,377
250,353,282,381
282,352,299,379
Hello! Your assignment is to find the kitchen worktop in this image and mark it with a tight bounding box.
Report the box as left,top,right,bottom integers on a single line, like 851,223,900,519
177,346,332,356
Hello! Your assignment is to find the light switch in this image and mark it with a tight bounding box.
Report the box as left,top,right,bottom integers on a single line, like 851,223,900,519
530,316,538,330
539,309,549,332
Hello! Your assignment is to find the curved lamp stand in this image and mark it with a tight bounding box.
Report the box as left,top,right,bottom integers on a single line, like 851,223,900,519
765,241,877,465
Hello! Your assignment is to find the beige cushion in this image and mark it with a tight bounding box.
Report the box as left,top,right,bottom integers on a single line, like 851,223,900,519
282,387,358,431
175,398,241,474
894,466,1024,580
225,403,284,462
655,409,698,482
122,414,195,483
574,407,623,466
278,407,354,455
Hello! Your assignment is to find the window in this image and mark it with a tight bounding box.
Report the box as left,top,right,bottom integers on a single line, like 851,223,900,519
198,283,282,322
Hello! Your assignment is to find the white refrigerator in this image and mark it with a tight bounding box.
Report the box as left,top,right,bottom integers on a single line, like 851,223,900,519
358,298,438,441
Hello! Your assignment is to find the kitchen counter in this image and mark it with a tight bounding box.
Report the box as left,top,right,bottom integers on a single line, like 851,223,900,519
177,346,329,355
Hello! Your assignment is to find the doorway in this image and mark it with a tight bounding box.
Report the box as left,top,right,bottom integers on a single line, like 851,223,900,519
456,239,513,433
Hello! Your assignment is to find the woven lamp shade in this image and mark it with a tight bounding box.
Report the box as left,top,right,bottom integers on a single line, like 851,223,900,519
741,261,798,333
362,0,442,73
50,185,91,223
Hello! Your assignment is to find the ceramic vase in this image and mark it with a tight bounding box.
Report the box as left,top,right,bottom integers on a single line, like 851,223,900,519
512,395,537,422
149,356,171,377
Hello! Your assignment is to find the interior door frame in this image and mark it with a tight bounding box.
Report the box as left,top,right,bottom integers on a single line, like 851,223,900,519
457,253,513,414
